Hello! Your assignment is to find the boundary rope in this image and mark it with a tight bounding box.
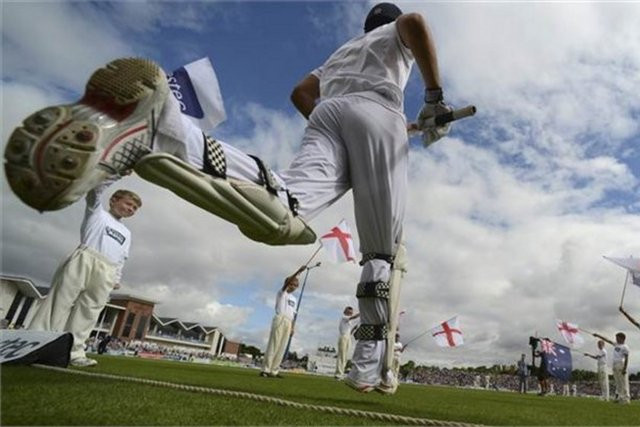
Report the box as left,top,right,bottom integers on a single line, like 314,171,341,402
33,364,480,426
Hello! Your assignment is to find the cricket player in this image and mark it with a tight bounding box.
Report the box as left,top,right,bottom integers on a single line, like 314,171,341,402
5,2,453,393
593,332,631,404
335,306,360,379
583,340,609,401
260,265,306,378
29,178,141,367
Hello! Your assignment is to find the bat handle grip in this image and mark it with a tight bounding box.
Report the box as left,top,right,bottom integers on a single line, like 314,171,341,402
423,105,477,127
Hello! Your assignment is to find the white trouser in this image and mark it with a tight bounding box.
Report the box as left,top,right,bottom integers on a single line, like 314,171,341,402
284,94,408,388
262,314,292,375
156,91,408,386
612,363,630,402
335,333,352,377
597,366,609,401
29,246,116,360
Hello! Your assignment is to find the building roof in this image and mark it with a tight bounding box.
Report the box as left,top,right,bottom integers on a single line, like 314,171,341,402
109,293,158,305
0,274,46,299
36,286,50,296
151,314,219,335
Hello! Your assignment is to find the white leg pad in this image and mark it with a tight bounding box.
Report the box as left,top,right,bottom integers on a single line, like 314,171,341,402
134,153,316,245
384,241,407,374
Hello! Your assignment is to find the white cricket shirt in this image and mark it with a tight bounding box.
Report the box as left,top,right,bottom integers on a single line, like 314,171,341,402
275,289,297,321
312,21,414,110
338,315,359,336
597,348,607,368
613,344,630,365
81,179,131,282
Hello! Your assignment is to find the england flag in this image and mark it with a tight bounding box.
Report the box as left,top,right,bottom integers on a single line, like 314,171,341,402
556,320,584,348
430,316,464,348
320,219,356,264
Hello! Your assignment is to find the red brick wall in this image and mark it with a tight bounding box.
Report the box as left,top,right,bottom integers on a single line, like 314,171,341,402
223,340,240,356
111,298,154,341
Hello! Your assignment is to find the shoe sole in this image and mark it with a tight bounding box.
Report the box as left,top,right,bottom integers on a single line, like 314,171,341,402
375,383,398,395
343,377,375,393
4,58,168,211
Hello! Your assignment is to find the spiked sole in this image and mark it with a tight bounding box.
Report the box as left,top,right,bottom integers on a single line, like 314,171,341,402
4,58,168,211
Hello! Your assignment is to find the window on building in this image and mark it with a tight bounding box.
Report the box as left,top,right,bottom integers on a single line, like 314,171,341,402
121,312,136,338
15,297,34,327
5,293,23,322
135,316,148,339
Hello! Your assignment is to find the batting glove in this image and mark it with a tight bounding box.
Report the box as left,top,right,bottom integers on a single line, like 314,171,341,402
417,87,452,147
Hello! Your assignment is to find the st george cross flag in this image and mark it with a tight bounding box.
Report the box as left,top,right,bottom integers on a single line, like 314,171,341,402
167,57,226,132
539,339,572,382
320,219,356,263
556,320,584,348
430,316,464,347
604,256,640,286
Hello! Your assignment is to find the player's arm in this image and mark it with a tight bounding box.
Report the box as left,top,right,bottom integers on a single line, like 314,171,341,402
583,353,596,359
85,175,121,213
592,333,615,346
291,74,320,119
282,265,306,290
396,13,441,92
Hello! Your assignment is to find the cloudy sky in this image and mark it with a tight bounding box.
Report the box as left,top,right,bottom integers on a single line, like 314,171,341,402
2,1,640,372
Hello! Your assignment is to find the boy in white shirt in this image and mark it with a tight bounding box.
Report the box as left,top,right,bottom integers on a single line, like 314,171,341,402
335,306,360,379
584,340,609,401
260,265,306,378
593,331,630,404
29,178,141,367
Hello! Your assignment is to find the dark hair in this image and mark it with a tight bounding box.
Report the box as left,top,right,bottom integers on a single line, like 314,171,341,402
615,332,626,341
364,3,403,33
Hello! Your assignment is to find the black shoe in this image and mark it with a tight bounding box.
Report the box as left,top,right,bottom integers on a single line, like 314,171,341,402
259,372,269,377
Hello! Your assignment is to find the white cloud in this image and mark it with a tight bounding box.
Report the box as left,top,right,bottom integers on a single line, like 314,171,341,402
2,2,640,373
2,2,136,90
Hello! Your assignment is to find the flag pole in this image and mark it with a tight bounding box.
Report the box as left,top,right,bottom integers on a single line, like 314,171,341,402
303,245,323,267
281,262,321,363
403,329,432,348
578,327,595,336
619,271,630,308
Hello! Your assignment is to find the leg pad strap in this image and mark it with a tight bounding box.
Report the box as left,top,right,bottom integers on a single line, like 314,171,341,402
356,281,390,299
354,324,388,341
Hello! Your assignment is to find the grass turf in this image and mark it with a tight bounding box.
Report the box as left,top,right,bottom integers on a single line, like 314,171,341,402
2,355,639,425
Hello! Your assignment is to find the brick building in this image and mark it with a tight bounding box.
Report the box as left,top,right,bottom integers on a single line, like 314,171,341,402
1,275,228,356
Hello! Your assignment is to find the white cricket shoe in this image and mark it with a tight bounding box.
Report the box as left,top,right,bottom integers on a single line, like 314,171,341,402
4,58,169,211
70,357,98,367
343,375,376,393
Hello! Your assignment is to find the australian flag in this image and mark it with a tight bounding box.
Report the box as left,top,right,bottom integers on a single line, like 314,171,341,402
540,339,572,381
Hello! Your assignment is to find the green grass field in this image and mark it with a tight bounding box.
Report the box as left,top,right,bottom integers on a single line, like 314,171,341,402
2,355,639,426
